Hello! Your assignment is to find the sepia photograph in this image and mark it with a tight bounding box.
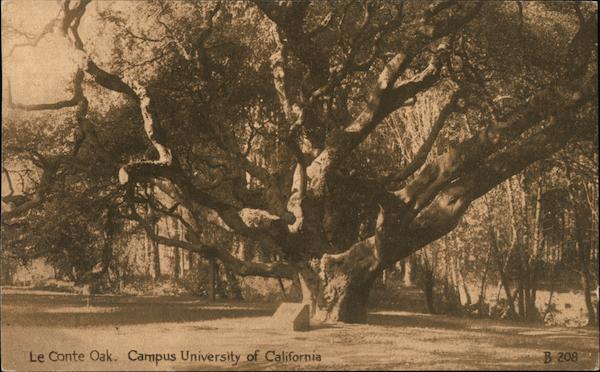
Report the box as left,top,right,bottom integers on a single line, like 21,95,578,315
1,0,599,370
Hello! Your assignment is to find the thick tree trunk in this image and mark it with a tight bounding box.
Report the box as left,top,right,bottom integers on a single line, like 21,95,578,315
298,240,383,323
310,263,380,323
293,205,389,324
315,273,377,323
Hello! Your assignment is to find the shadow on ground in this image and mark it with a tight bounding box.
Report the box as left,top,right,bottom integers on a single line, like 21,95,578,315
369,312,466,330
1,292,277,327
367,309,599,368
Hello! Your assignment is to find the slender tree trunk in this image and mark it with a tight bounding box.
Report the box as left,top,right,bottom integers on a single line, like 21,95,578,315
500,275,517,318
525,179,544,322
477,252,490,315
463,280,473,307
152,224,161,281
174,247,181,279
143,224,151,277
178,217,186,276
188,252,195,272
96,234,114,287
94,209,116,291
544,263,556,316
448,249,462,304
517,282,525,319
423,270,436,314
278,277,288,299
568,176,597,327
403,258,413,286
458,265,472,307
208,256,216,301
576,240,597,327
581,267,597,327
526,268,539,322
419,252,437,315
490,229,517,317
164,218,181,279
516,242,529,320
225,269,243,300
523,268,533,320
495,280,502,303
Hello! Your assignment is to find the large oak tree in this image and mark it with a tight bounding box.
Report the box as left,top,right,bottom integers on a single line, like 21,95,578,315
2,0,597,323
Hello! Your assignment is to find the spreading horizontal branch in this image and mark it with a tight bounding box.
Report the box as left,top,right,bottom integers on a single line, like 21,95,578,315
395,72,596,216
393,99,596,262
123,209,296,279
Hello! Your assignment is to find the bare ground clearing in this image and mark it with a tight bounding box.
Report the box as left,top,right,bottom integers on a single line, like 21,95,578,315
1,290,598,370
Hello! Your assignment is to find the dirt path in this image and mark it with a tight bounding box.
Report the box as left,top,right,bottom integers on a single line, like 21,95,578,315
2,292,598,370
